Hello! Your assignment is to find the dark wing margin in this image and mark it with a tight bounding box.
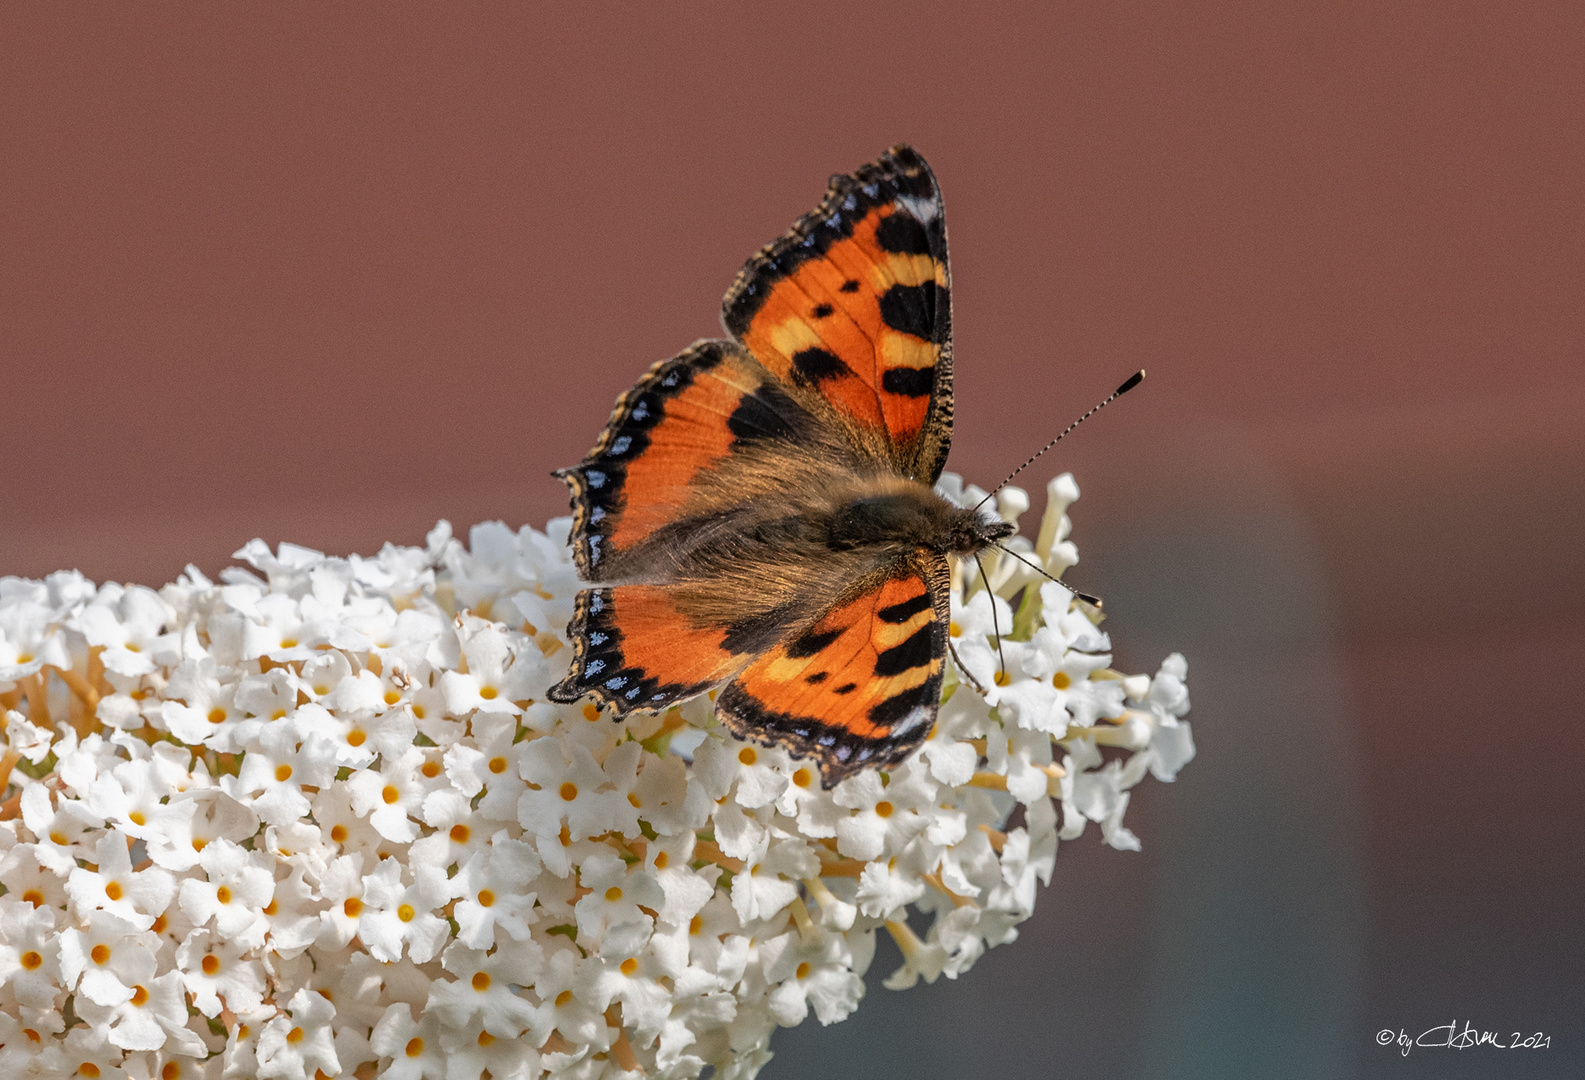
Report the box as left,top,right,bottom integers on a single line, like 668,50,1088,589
547,584,750,715
714,551,952,788
554,339,820,582
720,144,954,484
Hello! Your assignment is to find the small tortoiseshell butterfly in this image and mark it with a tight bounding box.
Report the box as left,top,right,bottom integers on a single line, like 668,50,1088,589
548,145,1012,787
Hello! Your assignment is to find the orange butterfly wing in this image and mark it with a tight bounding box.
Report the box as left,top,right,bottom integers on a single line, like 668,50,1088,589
715,554,951,787
554,338,826,582
553,147,964,785
550,584,751,713
722,144,953,482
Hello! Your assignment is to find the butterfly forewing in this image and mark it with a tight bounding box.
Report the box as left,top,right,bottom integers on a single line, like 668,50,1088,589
721,144,954,484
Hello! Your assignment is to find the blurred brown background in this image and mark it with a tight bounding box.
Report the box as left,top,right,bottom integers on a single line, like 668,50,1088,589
3,4,1581,1078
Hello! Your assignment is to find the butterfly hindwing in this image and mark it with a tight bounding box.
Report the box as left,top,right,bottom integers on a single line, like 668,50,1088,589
715,552,951,787
549,584,750,714
722,144,953,483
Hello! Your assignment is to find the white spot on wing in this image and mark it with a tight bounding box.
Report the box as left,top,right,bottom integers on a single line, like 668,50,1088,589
895,194,939,224
890,704,934,736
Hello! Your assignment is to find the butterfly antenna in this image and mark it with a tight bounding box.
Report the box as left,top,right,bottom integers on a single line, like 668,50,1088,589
973,553,1007,685
972,370,1145,513
992,543,1103,608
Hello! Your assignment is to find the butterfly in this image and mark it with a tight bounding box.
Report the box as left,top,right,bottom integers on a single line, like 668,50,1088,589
546,145,1012,788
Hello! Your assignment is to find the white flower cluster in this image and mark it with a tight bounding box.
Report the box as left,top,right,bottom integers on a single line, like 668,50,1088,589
0,473,1193,1080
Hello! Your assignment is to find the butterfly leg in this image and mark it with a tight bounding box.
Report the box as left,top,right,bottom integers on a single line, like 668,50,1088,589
947,636,989,697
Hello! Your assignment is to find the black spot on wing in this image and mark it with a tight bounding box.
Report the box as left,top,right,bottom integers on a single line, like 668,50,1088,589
723,145,943,335
812,303,834,319
874,212,932,255
727,381,806,445
791,348,854,384
876,592,932,623
839,279,860,293
867,679,939,729
721,602,801,655
805,671,829,685
833,682,857,695
880,367,934,398
786,627,843,659
873,623,934,677
878,282,942,342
